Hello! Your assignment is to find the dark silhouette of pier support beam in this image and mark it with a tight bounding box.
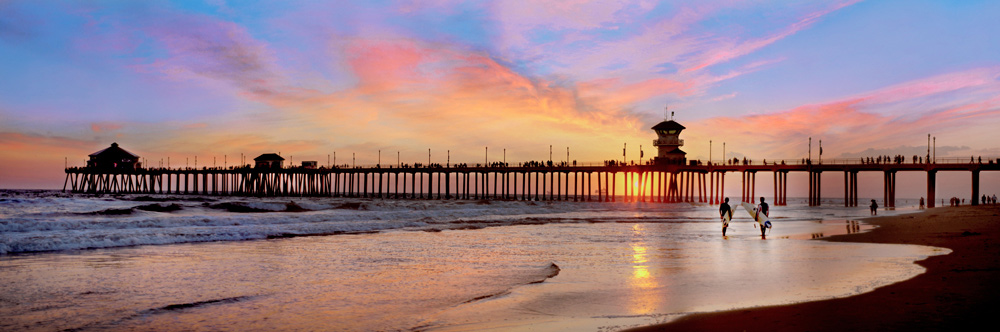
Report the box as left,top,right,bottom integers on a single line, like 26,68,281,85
611,172,617,202
741,171,747,203
741,171,757,203
783,171,790,205
883,171,896,208
587,172,592,202
698,172,706,203
844,171,850,207
851,171,858,207
808,171,822,206
597,172,603,202
720,171,726,204
927,170,936,208
535,172,540,201
972,170,980,205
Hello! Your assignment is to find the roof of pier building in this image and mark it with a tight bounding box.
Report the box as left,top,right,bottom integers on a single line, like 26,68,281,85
651,120,685,131
254,153,285,161
89,142,139,160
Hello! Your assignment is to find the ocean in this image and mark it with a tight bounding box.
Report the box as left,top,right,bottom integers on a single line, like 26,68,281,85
0,190,945,331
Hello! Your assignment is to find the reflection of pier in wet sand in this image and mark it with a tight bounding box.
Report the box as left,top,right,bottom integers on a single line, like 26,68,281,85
64,160,1000,207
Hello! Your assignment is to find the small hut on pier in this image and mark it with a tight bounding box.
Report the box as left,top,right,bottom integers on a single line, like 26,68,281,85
254,153,285,169
87,142,140,169
652,119,687,165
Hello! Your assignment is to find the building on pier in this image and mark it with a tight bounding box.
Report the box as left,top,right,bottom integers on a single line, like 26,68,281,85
254,153,285,169
652,119,687,165
87,142,140,170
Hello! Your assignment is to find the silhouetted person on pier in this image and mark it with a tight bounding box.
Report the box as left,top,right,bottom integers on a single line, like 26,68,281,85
870,199,878,215
720,198,732,236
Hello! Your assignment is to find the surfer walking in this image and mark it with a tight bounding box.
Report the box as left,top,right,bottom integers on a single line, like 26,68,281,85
720,197,733,236
756,197,770,237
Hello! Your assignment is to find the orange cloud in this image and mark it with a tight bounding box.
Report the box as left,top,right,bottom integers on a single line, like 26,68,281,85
686,95,1000,161
90,122,123,133
0,132,100,188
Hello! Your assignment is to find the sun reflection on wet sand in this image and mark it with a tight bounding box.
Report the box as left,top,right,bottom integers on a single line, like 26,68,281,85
628,224,661,315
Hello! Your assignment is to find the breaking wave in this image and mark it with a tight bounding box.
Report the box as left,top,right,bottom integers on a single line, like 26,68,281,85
0,191,622,254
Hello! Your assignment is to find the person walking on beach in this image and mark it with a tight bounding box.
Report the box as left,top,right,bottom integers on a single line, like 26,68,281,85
920,197,925,209
720,197,733,236
870,199,878,215
757,197,770,238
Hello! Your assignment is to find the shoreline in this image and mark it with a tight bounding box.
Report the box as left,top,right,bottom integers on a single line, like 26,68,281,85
625,204,1000,331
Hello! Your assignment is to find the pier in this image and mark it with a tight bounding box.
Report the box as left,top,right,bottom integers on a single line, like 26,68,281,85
64,160,1000,207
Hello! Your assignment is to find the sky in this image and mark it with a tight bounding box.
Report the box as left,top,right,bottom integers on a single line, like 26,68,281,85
2,0,999,198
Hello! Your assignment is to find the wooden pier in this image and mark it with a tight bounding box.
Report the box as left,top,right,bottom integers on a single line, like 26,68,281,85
64,160,1000,207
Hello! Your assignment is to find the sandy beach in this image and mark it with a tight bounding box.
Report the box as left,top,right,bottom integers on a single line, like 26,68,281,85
627,204,1000,331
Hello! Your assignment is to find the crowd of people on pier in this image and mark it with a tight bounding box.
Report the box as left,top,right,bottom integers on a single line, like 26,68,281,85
861,155,913,164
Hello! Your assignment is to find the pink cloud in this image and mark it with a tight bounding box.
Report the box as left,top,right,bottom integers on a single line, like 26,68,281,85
90,122,123,133
346,39,435,92
685,68,1000,159
854,67,1000,107
132,12,288,102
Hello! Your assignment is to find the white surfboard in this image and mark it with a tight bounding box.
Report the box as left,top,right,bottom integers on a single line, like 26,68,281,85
721,206,732,227
741,202,769,228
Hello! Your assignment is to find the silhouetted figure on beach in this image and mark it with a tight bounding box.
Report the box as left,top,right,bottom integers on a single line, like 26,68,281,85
919,197,925,209
720,197,732,236
870,199,878,215
757,197,770,238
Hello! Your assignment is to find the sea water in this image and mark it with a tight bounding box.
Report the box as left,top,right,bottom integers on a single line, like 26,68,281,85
0,190,946,331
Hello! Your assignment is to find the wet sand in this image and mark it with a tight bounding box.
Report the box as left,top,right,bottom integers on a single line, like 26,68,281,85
626,204,1000,331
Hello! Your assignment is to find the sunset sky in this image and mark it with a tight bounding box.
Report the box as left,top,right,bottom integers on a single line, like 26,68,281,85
2,0,999,197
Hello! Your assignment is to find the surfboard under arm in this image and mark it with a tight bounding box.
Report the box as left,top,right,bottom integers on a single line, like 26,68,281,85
741,202,767,226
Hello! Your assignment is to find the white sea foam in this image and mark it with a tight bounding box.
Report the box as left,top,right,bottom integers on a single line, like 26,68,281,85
0,190,918,254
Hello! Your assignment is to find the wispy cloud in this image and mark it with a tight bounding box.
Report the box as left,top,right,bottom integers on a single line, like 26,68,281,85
686,67,1000,159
